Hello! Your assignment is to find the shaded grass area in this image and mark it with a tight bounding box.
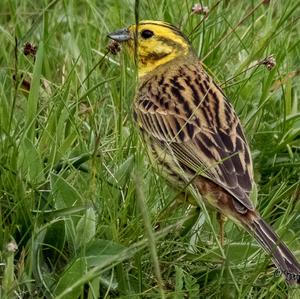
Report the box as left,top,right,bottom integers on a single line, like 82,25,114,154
0,0,300,298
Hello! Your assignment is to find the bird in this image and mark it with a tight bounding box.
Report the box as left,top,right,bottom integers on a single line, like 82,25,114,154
108,20,300,284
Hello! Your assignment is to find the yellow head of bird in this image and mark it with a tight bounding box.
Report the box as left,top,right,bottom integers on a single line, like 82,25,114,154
108,21,194,77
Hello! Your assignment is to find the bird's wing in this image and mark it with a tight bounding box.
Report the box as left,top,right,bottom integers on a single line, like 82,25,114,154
134,63,254,212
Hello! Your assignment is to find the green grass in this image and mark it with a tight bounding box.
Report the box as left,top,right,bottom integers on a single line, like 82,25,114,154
0,0,300,298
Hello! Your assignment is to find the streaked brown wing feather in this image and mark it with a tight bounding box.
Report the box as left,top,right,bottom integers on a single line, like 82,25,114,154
135,62,254,211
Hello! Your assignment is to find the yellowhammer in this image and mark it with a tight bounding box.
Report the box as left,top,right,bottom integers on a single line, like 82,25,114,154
108,20,300,284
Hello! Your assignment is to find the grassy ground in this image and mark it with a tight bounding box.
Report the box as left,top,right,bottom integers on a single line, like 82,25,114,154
0,0,300,298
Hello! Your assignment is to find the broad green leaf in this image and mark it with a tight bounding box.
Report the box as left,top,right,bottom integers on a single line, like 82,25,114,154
54,258,86,299
18,138,44,183
51,173,82,209
75,208,96,248
85,239,125,268
108,155,134,186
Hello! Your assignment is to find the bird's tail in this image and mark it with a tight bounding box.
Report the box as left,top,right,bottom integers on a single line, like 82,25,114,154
244,217,300,284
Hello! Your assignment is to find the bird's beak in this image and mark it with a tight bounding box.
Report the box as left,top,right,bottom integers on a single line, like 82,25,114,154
107,28,131,42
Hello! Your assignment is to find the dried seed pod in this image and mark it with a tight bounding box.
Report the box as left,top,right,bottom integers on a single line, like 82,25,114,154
12,74,31,93
261,55,276,70
106,40,121,55
23,42,37,57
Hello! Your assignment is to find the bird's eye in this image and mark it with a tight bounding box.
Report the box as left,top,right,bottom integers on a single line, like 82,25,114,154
141,29,154,39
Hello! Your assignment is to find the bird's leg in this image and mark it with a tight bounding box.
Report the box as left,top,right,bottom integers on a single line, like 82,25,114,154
217,212,226,247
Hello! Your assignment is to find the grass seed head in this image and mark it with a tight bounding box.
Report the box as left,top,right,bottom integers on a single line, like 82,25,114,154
23,42,37,58
192,3,209,16
107,40,121,55
262,55,276,70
